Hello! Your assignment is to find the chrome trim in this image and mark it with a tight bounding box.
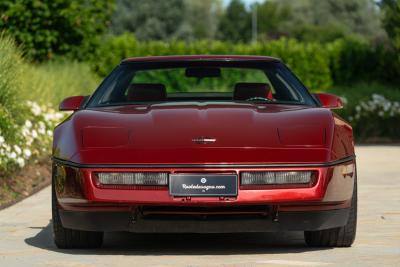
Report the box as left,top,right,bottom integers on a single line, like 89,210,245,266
192,136,217,144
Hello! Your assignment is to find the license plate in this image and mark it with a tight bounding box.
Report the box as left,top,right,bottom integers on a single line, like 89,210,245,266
169,174,238,197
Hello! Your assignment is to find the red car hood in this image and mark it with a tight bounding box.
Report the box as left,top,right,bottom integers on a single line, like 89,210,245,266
54,102,338,165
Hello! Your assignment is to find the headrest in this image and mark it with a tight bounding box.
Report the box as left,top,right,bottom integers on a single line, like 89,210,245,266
233,83,272,101
127,83,167,102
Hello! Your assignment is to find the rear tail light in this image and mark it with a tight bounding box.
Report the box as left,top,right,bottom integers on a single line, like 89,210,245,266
241,171,315,186
96,172,168,186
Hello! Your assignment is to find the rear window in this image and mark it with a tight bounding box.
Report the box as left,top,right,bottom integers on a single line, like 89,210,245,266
132,68,268,92
87,61,317,107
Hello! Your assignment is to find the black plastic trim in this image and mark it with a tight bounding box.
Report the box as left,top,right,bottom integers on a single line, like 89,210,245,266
59,208,350,232
120,56,281,64
52,155,355,169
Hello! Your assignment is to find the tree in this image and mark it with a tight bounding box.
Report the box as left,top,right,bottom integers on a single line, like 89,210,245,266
0,0,114,61
217,0,251,42
110,0,186,41
182,0,223,41
381,0,400,49
256,1,292,39
279,0,385,42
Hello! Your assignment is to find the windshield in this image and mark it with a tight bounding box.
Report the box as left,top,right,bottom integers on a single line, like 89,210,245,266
86,61,317,107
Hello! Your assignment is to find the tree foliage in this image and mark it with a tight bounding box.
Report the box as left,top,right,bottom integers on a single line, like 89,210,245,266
381,0,400,50
256,0,385,43
110,0,186,41
217,0,251,42
182,0,223,41
256,1,291,39
0,0,114,61
108,0,386,44
110,0,222,41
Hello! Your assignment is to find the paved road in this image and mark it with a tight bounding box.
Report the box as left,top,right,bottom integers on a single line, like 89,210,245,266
0,146,399,267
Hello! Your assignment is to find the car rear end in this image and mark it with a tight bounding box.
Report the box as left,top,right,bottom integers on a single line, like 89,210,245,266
52,56,357,248
54,159,355,233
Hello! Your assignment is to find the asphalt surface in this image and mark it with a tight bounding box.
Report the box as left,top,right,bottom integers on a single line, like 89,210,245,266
0,146,399,267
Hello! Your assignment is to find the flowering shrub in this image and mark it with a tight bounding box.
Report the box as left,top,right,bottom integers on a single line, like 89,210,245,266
0,101,65,171
351,94,400,120
0,33,78,175
348,94,400,141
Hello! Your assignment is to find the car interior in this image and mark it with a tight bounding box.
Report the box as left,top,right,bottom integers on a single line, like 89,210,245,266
89,64,316,107
126,82,274,102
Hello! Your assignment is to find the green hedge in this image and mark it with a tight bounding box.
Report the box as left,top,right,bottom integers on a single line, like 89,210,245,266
92,34,332,91
327,38,400,85
92,34,400,91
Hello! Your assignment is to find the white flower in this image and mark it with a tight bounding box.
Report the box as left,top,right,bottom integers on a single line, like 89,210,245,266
0,136,4,144
38,121,46,134
25,120,33,128
16,157,25,167
31,130,38,139
23,149,32,158
4,144,11,152
28,101,42,116
340,96,348,105
351,94,400,121
13,145,22,154
9,152,17,159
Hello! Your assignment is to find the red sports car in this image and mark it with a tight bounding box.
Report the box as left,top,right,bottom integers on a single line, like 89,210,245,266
52,55,357,248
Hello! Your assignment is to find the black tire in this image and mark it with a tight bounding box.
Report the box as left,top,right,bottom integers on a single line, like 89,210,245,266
52,170,103,249
304,175,357,247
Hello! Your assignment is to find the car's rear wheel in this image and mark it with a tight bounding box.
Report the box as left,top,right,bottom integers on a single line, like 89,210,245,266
52,171,103,249
304,175,357,247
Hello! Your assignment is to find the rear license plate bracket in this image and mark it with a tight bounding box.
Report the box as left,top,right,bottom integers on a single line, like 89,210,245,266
169,174,238,197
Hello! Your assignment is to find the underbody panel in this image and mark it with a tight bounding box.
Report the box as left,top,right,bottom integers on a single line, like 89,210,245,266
59,208,350,233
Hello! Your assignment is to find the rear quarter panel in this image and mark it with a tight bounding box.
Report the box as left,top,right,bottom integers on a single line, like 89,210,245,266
330,113,354,160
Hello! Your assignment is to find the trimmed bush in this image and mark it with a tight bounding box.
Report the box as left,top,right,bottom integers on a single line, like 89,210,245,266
92,35,332,91
92,35,400,92
328,37,400,85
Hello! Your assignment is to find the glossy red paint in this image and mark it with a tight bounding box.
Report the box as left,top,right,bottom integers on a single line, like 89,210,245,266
53,56,356,231
316,93,344,109
53,103,353,164
59,95,85,111
55,161,355,212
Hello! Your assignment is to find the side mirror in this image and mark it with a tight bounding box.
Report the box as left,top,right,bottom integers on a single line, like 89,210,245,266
59,96,85,111
314,93,343,109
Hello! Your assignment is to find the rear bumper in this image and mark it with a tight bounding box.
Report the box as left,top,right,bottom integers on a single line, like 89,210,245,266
54,158,355,207
59,208,350,233
54,158,355,232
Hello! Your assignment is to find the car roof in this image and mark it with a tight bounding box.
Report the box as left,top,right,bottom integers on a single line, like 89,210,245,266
121,55,281,63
